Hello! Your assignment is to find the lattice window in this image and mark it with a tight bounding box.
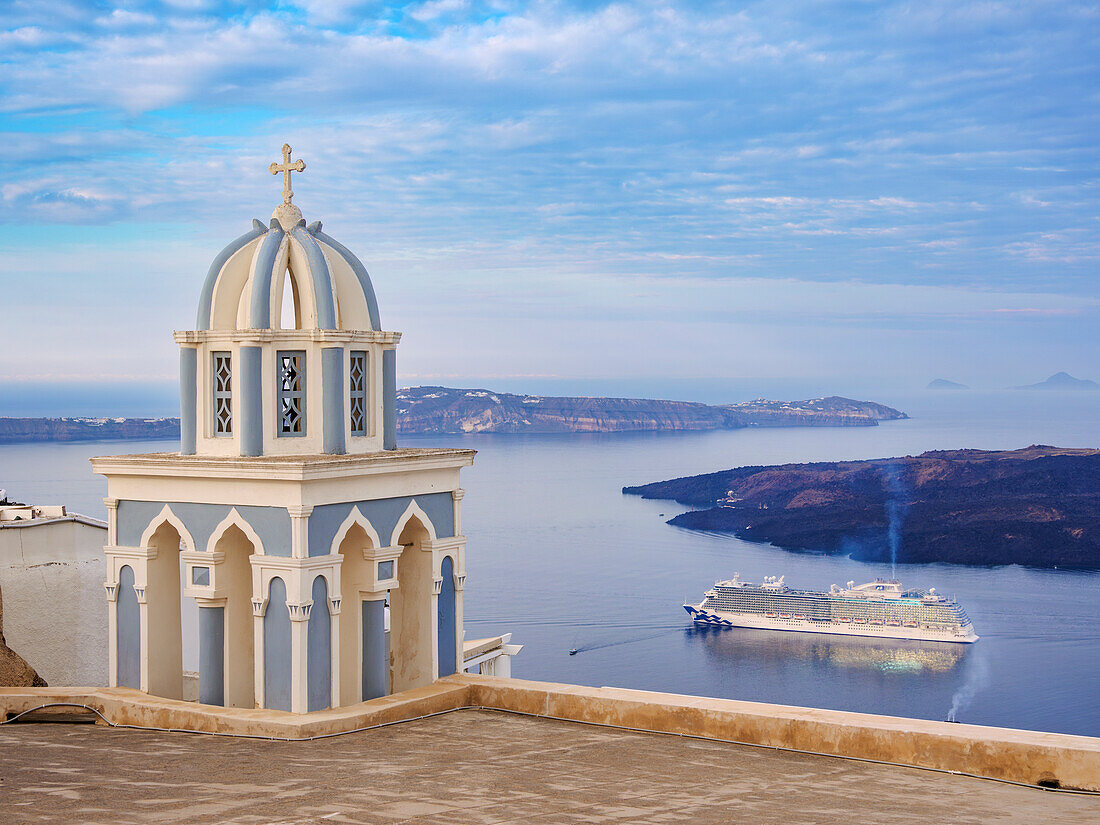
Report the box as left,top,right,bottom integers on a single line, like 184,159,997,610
349,351,368,436
277,351,306,436
212,352,232,436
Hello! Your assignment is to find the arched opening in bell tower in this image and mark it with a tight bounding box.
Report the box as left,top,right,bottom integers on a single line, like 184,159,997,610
337,523,385,704
145,521,187,699
390,517,435,693
278,268,302,330
211,524,256,708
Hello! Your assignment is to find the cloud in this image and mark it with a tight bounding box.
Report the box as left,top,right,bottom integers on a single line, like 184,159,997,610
0,1,1098,386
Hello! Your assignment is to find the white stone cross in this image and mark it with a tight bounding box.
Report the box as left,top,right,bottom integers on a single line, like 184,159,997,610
269,144,306,205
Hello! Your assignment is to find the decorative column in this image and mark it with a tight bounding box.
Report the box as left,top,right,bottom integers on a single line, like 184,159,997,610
328,592,342,708
104,577,119,688
451,489,467,676
288,598,311,714
288,505,312,558
102,499,121,687
251,589,267,710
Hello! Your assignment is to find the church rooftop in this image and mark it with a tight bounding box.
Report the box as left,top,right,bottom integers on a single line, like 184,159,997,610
2,709,1091,825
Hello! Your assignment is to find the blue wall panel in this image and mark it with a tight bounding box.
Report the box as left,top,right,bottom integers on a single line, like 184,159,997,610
264,577,292,711
321,346,346,455
116,565,141,689
198,606,225,706
179,348,197,455
116,500,292,556
382,349,396,450
437,556,457,678
362,599,388,700
307,493,455,557
239,346,264,457
307,575,332,711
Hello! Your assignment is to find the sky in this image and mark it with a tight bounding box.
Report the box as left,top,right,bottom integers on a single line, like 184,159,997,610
1,0,1098,414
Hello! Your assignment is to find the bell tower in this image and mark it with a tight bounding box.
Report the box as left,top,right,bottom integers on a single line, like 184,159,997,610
93,148,473,713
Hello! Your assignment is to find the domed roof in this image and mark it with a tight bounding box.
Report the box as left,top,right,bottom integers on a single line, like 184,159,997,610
195,205,381,332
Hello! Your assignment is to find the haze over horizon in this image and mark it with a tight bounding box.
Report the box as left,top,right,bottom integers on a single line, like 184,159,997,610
2,1,1098,406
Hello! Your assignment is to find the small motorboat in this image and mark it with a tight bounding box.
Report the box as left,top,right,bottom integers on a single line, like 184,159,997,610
569,648,578,656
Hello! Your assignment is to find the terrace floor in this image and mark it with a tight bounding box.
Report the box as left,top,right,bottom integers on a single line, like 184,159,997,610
2,709,1097,824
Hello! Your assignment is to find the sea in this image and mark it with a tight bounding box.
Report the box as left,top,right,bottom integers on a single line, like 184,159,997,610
2,389,1097,737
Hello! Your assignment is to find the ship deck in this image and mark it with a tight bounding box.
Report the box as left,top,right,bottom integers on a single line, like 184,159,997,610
2,709,1096,824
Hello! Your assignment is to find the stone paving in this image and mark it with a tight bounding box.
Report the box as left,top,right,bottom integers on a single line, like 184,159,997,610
2,709,1098,824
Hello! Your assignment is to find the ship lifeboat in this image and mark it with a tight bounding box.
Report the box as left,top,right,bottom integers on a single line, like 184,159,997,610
779,613,791,619
903,621,918,628
837,616,852,623
765,612,777,619
886,620,901,627
853,618,868,624
871,619,884,625
793,614,806,620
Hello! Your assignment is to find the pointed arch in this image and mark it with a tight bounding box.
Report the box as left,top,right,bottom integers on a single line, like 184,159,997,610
207,507,267,555
330,506,383,557
139,504,196,553
390,499,438,548
435,550,460,579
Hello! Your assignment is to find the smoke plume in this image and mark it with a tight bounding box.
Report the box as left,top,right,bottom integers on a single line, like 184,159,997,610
879,462,910,578
947,650,989,723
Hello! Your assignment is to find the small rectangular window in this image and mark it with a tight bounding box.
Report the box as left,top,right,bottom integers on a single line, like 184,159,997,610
349,351,368,436
277,351,306,436
213,352,232,436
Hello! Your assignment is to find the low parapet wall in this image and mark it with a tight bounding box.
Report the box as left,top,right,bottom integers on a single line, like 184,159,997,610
3,675,1097,791
449,675,1100,792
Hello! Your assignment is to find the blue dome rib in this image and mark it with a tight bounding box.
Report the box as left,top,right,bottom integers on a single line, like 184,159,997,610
247,222,286,329
313,230,381,331
290,226,337,330
196,220,267,330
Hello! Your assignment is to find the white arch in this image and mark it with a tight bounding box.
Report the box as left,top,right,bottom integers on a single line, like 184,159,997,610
330,505,383,557
206,507,267,556
139,504,196,553
389,499,438,548
435,550,460,578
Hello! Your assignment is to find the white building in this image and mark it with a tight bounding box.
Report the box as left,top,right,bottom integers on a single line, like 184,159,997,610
92,147,480,713
0,505,108,687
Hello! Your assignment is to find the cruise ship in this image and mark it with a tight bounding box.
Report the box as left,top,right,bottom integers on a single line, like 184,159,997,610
684,574,978,643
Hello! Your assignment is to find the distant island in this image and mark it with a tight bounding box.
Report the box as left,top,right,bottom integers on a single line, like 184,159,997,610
0,389,907,443
395,387,907,434
0,417,179,444
926,378,968,390
624,445,1100,570
1014,372,1099,391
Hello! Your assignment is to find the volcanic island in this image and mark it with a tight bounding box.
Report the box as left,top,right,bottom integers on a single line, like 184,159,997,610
624,446,1100,570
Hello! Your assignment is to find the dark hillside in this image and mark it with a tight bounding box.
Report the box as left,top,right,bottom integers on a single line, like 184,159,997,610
624,446,1100,569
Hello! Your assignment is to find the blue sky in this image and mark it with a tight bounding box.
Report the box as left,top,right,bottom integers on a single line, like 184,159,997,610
1,1,1098,412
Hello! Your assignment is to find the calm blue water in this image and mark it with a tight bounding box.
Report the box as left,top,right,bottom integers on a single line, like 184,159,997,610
2,390,1098,736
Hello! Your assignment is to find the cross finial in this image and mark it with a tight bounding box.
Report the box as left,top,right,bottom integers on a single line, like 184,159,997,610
269,144,306,205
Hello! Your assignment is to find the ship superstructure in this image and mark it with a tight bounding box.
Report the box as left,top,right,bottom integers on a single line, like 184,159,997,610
684,574,977,643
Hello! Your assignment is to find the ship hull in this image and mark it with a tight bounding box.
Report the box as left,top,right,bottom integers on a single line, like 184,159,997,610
684,604,978,644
